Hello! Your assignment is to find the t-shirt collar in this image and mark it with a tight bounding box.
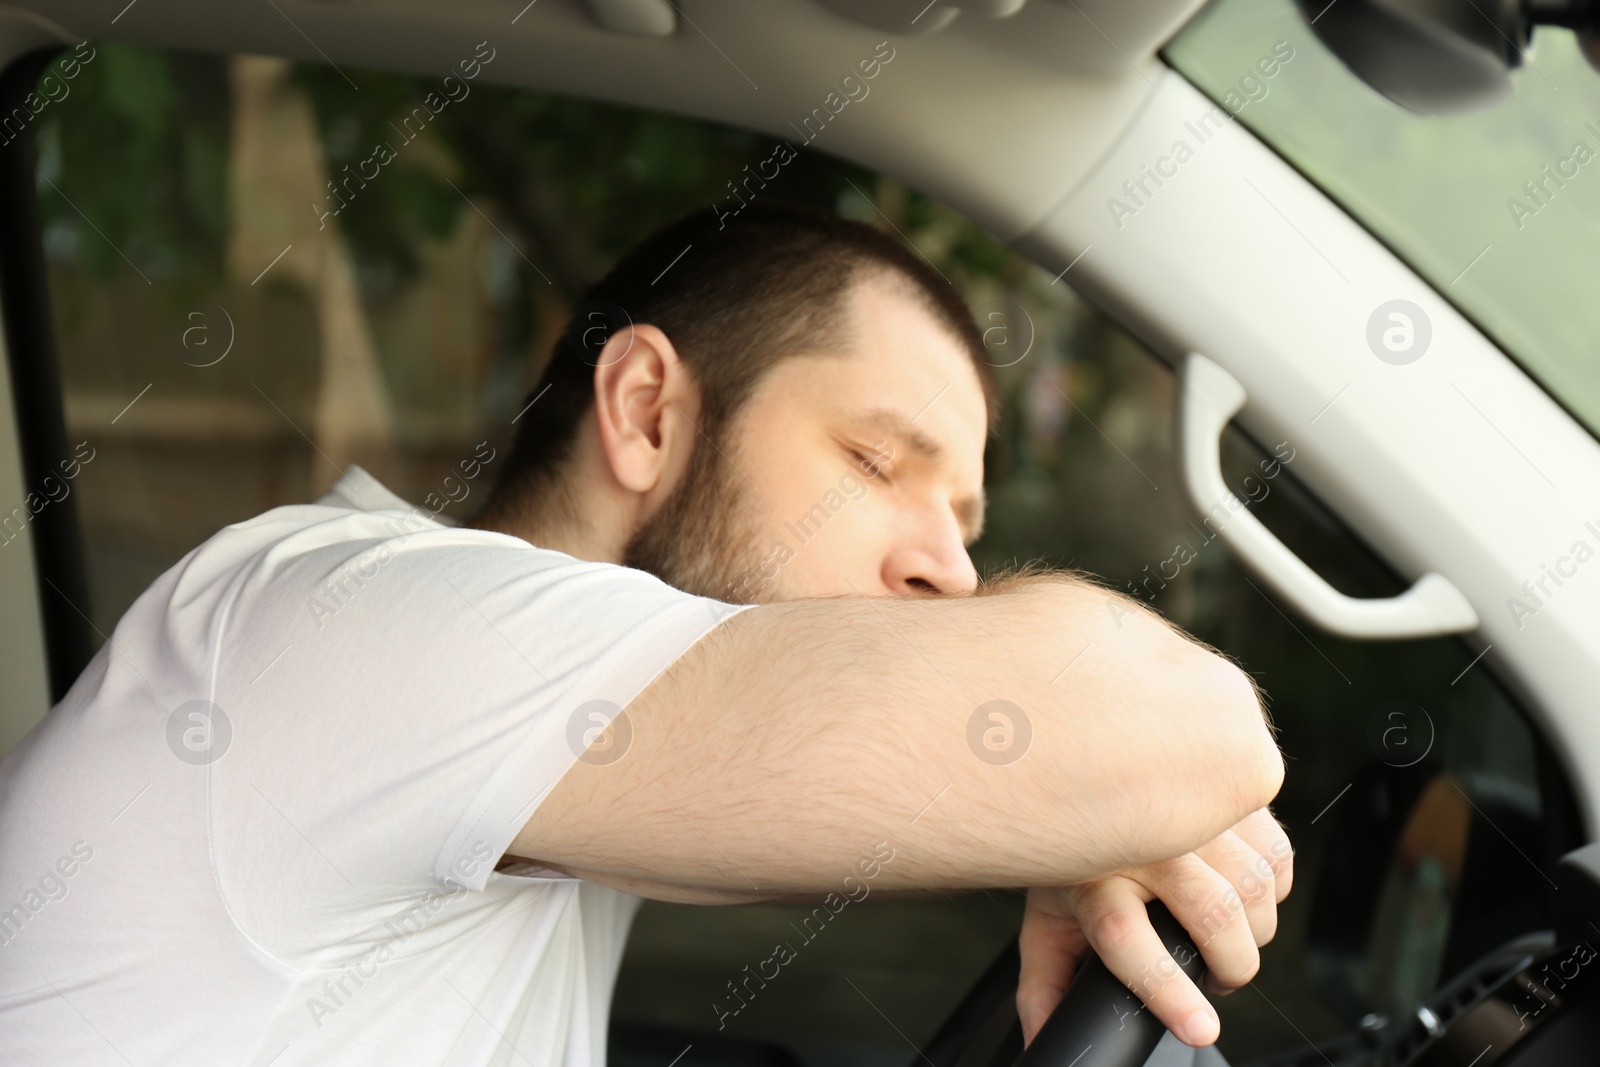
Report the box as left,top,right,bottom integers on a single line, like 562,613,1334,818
316,465,425,516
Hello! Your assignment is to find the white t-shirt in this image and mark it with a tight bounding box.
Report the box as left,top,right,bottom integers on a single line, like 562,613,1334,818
0,466,746,1066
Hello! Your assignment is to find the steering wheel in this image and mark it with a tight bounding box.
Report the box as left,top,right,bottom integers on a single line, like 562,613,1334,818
923,902,1210,1067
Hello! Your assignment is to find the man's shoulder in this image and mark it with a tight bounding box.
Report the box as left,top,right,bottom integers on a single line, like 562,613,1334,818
146,469,571,644
205,465,539,575
191,470,693,633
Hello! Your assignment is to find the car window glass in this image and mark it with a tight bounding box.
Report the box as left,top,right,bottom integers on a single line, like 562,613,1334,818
1165,0,1600,440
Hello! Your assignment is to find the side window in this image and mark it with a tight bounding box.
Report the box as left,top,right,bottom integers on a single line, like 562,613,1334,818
31,41,1580,1067
1164,0,1600,440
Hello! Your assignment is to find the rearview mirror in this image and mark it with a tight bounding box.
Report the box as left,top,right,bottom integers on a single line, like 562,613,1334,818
1295,0,1600,113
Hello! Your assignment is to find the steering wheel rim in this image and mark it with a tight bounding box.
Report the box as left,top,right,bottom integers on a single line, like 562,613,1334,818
921,903,1208,1067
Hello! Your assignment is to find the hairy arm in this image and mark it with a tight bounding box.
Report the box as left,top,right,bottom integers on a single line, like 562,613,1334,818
513,574,1282,900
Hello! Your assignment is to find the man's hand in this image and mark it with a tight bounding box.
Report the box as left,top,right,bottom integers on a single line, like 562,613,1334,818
1016,808,1294,1048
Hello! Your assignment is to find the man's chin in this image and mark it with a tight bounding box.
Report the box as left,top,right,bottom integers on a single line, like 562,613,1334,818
621,511,764,604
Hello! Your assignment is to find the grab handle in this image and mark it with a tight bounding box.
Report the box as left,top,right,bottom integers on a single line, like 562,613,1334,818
1177,352,1477,640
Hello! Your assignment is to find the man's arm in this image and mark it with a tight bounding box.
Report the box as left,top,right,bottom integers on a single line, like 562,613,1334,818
513,574,1282,898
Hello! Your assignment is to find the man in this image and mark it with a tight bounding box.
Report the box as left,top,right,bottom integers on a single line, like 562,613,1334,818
0,203,1288,1065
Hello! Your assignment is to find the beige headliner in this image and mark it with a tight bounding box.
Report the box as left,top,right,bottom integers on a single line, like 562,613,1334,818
0,0,1208,240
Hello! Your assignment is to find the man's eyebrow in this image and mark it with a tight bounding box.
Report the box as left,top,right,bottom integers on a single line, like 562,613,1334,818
853,407,986,544
856,407,943,460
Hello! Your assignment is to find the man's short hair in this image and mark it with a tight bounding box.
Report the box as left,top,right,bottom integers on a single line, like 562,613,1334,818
473,201,998,530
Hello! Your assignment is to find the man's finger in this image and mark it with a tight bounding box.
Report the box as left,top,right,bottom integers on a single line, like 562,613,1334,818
1231,807,1294,902
1016,888,1088,1047
1138,854,1261,994
1191,830,1277,950
1068,878,1220,1048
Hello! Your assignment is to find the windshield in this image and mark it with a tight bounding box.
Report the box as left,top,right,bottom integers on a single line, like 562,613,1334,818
1167,0,1600,440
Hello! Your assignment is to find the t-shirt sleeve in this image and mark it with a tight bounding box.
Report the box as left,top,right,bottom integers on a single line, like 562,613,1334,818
206,520,747,958
428,558,744,894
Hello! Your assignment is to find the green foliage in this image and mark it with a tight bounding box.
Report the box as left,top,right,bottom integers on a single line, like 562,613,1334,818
34,41,1054,437
292,63,800,301
36,41,1025,347
35,43,230,293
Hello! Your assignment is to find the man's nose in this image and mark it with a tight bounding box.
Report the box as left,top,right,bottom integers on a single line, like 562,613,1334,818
881,521,979,596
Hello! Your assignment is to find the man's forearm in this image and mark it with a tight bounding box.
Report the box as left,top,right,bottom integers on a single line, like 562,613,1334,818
514,573,1283,898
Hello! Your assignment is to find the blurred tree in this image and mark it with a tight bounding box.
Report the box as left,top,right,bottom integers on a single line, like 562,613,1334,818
34,42,1098,514
35,42,229,299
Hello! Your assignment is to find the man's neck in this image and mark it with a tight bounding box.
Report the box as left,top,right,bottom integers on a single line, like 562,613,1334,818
470,491,630,567
515,519,618,564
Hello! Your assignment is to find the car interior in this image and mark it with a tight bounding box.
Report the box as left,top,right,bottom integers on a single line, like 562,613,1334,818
2,1,1599,1065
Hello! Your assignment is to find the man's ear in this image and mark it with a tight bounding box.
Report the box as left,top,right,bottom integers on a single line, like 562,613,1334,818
591,324,700,499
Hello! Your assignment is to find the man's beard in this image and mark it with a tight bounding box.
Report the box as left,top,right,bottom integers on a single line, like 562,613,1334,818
622,428,768,603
